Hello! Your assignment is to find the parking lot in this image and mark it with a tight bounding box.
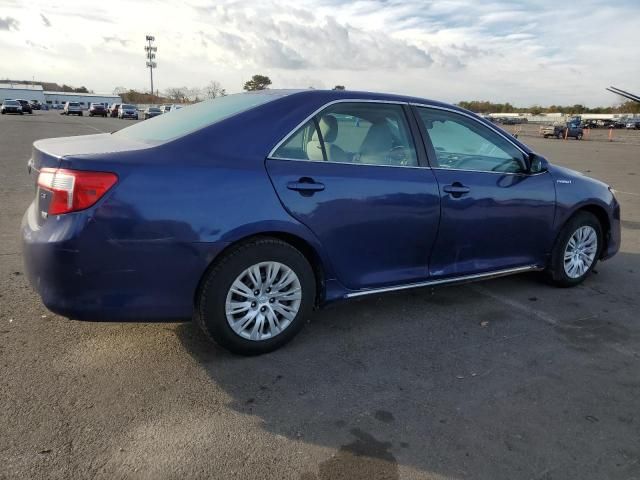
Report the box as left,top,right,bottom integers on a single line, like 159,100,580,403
1,110,639,479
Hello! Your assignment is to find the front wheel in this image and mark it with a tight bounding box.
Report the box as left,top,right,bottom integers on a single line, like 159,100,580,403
196,237,316,355
546,212,602,287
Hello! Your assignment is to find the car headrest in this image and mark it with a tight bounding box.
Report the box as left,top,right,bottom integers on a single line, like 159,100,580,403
313,115,338,143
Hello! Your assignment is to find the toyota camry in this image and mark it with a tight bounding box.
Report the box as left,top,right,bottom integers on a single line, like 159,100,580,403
22,90,621,355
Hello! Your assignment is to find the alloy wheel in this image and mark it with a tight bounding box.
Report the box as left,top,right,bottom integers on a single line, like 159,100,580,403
225,261,302,341
563,226,598,279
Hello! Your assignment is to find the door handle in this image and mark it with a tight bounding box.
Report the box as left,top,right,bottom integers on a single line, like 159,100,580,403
443,183,470,197
287,179,325,193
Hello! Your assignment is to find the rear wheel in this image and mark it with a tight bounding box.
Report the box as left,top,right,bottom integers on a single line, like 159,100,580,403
546,212,602,287
196,237,316,355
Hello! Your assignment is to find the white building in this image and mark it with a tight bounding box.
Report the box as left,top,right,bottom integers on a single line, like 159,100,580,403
0,83,120,108
0,83,45,103
43,91,121,108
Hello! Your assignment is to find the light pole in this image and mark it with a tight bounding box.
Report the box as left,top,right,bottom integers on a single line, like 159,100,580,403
145,35,157,102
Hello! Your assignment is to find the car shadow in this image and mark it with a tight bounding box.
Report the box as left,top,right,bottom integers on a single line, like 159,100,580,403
176,254,640,479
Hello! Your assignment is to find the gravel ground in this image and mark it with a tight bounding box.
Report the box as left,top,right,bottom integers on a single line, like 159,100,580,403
1,110,639,480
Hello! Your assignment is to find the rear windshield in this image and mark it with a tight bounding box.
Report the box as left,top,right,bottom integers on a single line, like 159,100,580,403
114,92,280,142
68,102,80,106
122,104,135,109
4,100,19,105
148,107,161,112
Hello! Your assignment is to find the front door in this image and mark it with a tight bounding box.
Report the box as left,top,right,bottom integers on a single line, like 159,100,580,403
266,101,441,290
413,106,556,277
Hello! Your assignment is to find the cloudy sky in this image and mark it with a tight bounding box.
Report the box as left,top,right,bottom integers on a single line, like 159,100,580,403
0,0,638,106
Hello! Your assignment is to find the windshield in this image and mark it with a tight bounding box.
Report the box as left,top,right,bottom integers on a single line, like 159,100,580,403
149,108,161,112
114,92,280,142
5,100,19,105
122,104,135,109
68,102,79,106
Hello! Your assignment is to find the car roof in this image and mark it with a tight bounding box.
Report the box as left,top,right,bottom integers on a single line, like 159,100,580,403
267,88,456,110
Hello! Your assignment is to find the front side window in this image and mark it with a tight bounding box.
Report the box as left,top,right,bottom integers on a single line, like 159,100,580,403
272,102,418,167
416,107,526,173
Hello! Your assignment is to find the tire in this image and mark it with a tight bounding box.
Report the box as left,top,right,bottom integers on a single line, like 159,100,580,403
79,112,83,116
196,237,316,355
546,211,602,287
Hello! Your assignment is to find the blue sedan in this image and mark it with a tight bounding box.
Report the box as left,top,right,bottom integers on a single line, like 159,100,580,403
22,90,621,355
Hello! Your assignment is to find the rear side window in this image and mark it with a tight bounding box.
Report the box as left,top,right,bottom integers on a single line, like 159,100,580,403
272,102,418,167
115,93,279,142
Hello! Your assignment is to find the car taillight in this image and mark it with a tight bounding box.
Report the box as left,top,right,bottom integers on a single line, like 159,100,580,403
37,168,118,215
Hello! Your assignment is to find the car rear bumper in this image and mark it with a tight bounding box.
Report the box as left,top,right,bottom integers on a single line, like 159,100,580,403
21,201,228,322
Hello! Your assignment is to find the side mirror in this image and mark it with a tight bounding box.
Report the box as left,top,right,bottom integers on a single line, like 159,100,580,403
528,153,548,174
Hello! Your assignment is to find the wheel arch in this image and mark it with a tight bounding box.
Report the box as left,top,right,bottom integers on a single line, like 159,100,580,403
560,203,611,259
578,204,611,258
194,231,328,310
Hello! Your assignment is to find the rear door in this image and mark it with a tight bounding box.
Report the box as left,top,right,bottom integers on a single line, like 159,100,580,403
266,101,441,290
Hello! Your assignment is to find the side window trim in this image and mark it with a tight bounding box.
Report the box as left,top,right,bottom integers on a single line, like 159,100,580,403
402,104,430,168
410,105,530,175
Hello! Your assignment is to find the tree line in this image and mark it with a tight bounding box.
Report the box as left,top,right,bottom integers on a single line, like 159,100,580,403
457,100,640,115
113,74,350,104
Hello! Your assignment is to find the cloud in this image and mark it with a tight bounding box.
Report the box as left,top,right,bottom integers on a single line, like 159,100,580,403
0,0,638,105
40,13,51,27
201,8,435,71
26,39,48,50
103,36,130,47
0,16,19,31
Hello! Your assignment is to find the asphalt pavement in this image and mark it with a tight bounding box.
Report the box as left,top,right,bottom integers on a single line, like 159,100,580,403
1,110,639,480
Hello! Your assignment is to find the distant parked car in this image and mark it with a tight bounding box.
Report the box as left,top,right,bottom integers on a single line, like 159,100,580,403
108,103,121,117
625,120,640,130
541,123,583,139
581,120,598,129
611,119,627,129
15,99,33,114
63,102,83,116
88,103,107,117
143,106,162,119
159,104,172,113
118,104,138,120
1,99,23,114
30,100,41,110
